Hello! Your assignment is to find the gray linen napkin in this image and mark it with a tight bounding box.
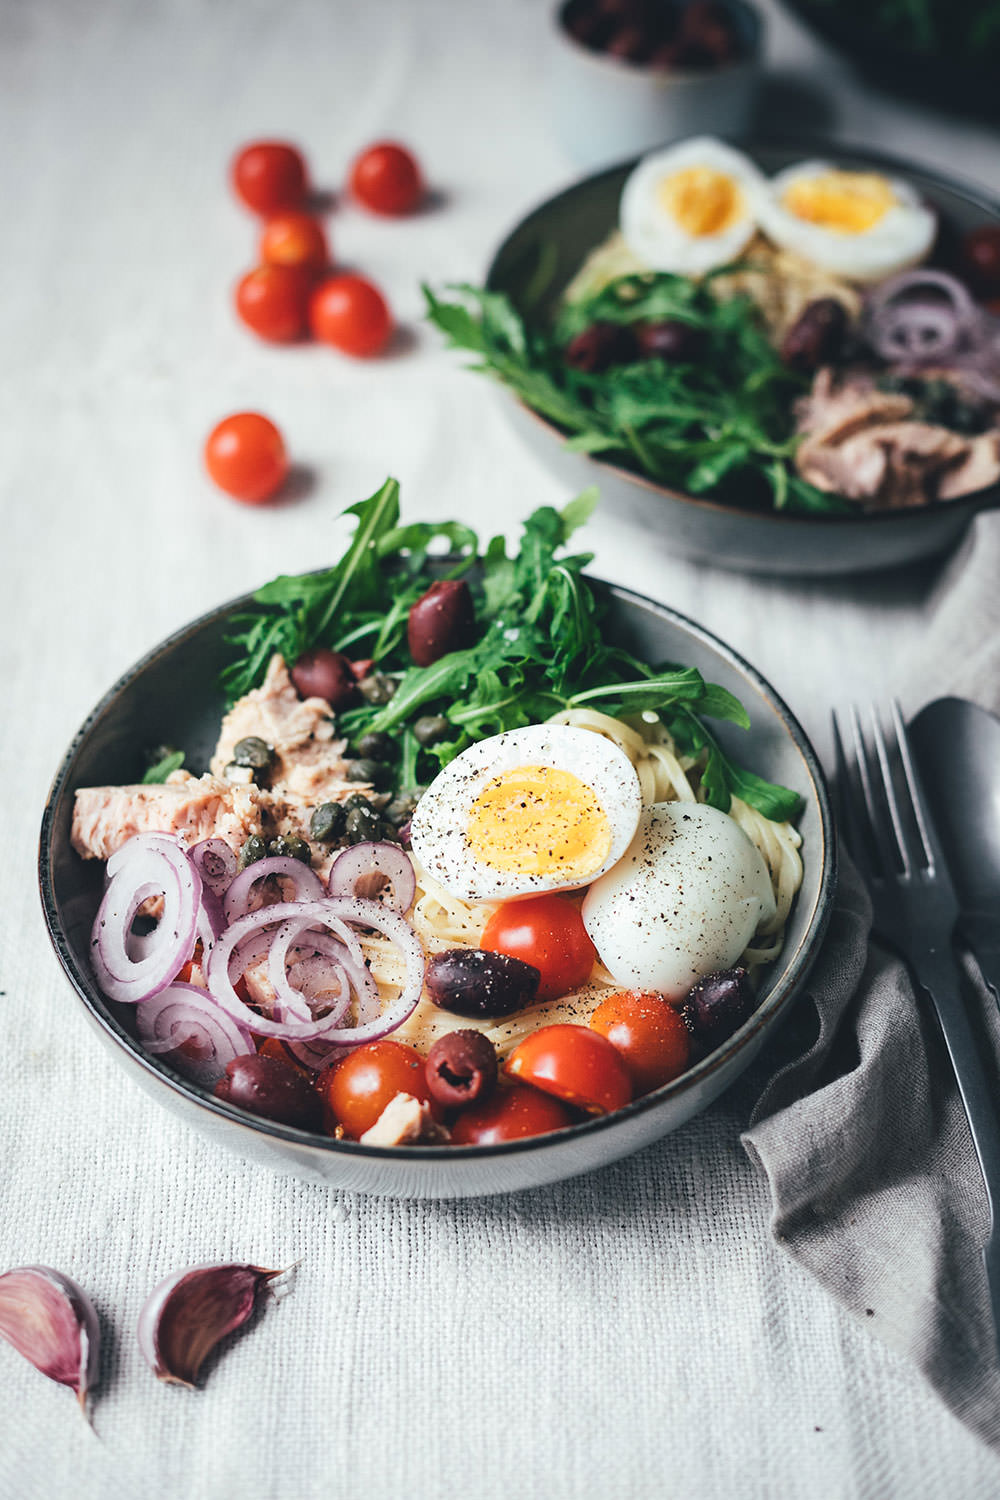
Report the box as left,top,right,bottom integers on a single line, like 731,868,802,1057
742,510,1000,1450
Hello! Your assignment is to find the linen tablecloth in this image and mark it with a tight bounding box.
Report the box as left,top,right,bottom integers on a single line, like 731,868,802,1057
5,1,1000,1494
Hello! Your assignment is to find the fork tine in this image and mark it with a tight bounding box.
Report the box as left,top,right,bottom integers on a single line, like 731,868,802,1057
847,704,900,880
890,699,937,874
869,704,913,877
831,708,874,874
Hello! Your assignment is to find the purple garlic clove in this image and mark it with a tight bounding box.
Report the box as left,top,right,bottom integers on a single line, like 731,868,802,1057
0,1266,100,1412
137,1262,284,1387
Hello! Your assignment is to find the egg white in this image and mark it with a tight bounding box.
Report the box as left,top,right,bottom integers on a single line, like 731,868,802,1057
619,137,764,276
408,724,642,904
581,801,776,999
757,161,936,282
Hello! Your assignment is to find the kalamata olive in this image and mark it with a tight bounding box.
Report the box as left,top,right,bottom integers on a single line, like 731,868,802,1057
232,735,272,770
407,579,476,668
346,757,391,789
425,1031,499,1109
636,318,706,362
358,671,397,704
290,648,356,709
310,801,347,843
238,834,268,869
780,298,848,374
345,804,382,845
681,967,755,1050
356,730,395,761
959,225,1000,294
605,22,654,61
268,834,312,864
425,949,541,1019
413,714,450,747
214,1054,322,1130
564,320,638,373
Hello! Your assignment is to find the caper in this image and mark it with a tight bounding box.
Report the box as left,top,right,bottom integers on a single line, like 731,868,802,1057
413,714,450,747
232,735,273,770
238,835,268,870
385,794,417,827
310,801,347,844
345,804,382,844
356,730,395,761
358,672,397,705
346,757,391,789
343,793,374,813
267,834,312,864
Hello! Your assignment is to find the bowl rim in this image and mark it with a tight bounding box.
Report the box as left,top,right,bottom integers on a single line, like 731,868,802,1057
38,574,837,1164
484,131,1000,529
552,0,764,77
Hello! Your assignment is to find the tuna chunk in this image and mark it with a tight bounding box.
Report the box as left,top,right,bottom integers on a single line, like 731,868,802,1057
359,1093,451,1147
72,776,265,861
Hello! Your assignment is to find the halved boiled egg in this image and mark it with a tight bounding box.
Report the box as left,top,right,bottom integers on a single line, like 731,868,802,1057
409,725,642,904
619,137,765,275
581,801,776,1000
757,161,935,282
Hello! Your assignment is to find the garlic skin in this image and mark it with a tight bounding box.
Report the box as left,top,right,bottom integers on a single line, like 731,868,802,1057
0,1266,100,1410
137,1262,283,1386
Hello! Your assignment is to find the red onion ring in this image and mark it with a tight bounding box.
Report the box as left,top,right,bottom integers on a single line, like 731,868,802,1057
865,269,979,366
326,842,416,914
204,897,425,1044
267,916,358,1024
135,982,254,1086
90,834,202,1004
190,839,237,897
222,856,324,925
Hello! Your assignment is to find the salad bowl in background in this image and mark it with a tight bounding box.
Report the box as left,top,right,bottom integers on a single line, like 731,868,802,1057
484,139,1000,576
39,576,835,1199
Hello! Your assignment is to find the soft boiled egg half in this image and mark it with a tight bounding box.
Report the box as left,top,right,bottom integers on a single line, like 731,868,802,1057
409,724,643,904
582,801,776,1000
757,161,936,282
619,137,765,275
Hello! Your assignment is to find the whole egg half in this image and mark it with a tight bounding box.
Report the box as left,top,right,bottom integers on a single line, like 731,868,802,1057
408,724,643,904
582,801,776,999
619,137,765,275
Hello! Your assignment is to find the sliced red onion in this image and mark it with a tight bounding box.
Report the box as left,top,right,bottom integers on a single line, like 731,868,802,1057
222,856,324,925
90,834,202,1004
327,842,416,914
135,982,254,1086
284,1037,346,1073
204,897,424,1044
866,269,978,365
190,839,237,897
267,916,356,1025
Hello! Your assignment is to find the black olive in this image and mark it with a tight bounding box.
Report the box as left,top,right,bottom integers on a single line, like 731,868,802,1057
681,967,755,1050
231,735,273,770
564,320,639,373
780,299,849,374
310,802,347,843
356,730,395,761
425,949,541,1019
425,1031,499,1108
238,834,268,870
635,319,706,362
413,714,450,747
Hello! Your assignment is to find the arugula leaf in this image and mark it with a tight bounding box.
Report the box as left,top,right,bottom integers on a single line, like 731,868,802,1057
142,750,185,784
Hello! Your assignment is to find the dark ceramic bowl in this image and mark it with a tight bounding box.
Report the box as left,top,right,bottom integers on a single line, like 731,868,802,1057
485,139,1000,576
39,580,835,1198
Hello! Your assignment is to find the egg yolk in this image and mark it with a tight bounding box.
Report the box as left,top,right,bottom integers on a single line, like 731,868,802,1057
782,171,896,235
658,166,745,237
465,765,611,881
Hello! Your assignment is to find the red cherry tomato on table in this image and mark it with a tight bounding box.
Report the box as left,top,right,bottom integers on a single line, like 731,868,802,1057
235,264,312,342
231,141,308,215
309,273,393,356
505,1025,632,1115
481,895,596,1002
450,1082,574,1145
589,990,691,1096
260,212,330,272
318,1040,437,1140
349,142,424,216
204,413,288,504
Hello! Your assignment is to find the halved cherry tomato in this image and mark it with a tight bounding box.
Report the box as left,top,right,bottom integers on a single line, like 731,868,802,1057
450,1081,573,1145
481,895,596,1002
349,142,424,216
309,273,393,356
235,264,312,342
505,1025,632,1115
260,211,329,272
204,412,288,504
318,1039,436,1140
231,141,308,215
589,990,690,1095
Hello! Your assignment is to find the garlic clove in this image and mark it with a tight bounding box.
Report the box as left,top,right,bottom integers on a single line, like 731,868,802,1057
137,1262,284,1387
0,1266,100,1411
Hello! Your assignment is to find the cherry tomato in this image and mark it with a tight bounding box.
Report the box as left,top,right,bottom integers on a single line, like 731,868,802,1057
235,264,312,342
260,211,329,272
589,990,691,1095
231,141,308,215
318,1040,436,1140
505,1025,632,1115
309,273,393,356
204,412,288,504
450,1082,573,1145
481,895,596,1002
960,225,1000,294
349,142,424,216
